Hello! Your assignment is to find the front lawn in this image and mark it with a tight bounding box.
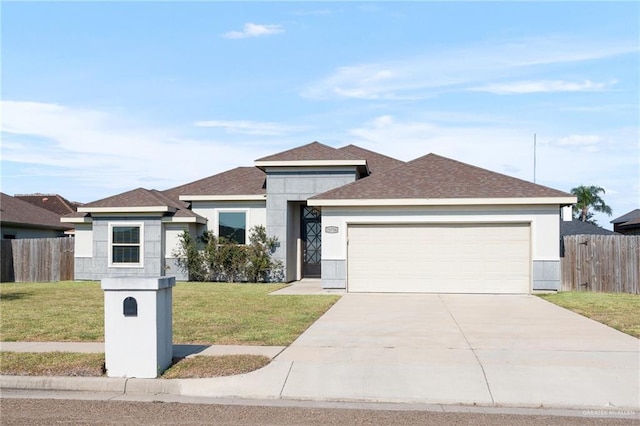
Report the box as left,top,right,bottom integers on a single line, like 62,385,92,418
0,281,340,345
0,351,271,379
538,292,640,338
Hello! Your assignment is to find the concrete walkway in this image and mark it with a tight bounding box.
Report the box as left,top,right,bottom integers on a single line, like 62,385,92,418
2,294,639,412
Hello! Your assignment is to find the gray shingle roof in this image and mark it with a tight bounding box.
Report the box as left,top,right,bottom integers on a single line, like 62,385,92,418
560,220,616,237
311,153,572,200
1,193,73,231
611,209,640,224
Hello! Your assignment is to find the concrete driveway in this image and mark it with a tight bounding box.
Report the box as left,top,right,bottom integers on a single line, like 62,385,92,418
178,293,639,410
274,294,639,409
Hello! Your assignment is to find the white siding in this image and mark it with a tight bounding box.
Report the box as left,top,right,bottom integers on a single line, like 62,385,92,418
74,223,93,257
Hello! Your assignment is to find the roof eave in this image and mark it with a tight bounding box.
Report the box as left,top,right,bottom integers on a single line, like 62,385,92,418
255,159,367,170
308,196,578,207
179,195,266,202
161,216,207,224
61,216,93,224
77,206,176,214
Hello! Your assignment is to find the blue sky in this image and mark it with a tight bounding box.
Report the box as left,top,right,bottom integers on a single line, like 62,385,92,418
2,1,638,229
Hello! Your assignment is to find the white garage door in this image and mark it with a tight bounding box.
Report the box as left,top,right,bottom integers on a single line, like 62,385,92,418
347,223,530,293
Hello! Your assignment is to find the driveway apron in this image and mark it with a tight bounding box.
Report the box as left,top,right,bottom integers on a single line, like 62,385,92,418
275,293,640,409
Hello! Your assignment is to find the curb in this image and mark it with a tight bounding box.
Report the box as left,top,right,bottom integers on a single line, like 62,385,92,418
0,375,181,395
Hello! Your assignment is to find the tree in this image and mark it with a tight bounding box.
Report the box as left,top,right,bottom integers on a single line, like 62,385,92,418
570,185,612,224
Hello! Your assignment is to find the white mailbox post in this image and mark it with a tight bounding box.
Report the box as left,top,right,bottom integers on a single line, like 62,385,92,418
101,276,175,378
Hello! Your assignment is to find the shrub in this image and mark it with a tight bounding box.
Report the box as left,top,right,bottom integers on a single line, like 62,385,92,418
173,225,283,283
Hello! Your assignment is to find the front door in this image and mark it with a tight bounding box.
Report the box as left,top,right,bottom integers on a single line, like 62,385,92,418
302,206,321,278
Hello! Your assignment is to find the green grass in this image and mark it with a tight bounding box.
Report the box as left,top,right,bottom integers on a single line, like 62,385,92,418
0,352,105,377
538,292,640,338
0,351,271,379
0,281,340,345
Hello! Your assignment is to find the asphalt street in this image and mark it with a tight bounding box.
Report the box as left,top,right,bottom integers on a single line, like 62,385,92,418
2,392,638,426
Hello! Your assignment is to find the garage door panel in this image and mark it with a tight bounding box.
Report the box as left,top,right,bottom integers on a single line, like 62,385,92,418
347,224,530,294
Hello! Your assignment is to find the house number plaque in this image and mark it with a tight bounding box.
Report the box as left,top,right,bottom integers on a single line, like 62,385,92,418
325,226,339,234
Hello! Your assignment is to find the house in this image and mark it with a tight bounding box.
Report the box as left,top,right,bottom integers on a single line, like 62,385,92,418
1,192,73,239
610,209,640,235
62,142,576,293
15,193,83,216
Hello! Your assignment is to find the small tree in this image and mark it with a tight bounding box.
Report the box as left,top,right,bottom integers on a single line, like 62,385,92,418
172,230,207,281
570,185,613,225
246,225,282,282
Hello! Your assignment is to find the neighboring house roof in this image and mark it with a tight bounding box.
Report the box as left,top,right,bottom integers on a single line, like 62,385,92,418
163,167,266,200
560,219,616,237
14,193,82,216
0,192,73,231
256,141,363,162
311,153,573,201
338,145,405,174
611,209,640,226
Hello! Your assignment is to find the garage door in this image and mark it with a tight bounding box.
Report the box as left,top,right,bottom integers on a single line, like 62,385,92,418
347,223,530,293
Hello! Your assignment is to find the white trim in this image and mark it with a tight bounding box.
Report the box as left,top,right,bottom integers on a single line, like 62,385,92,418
161,216,207,224
308,197,577,207
179,194,265,201
108,222,144,268
78,206,175,214
61,217,93,223
255,160,367,168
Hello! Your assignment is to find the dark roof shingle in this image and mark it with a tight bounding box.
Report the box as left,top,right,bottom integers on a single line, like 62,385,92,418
163,167,266,199
560,220,616,237
338,145,405,174
611,209,640,224
256,141,362,162
312,153,572,200
1,193,73,231
15,194,82,215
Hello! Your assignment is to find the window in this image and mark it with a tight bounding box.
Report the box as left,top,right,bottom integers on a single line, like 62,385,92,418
110,223,143,266
219,212,246,244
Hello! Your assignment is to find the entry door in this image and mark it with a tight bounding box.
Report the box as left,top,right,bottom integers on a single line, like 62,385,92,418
302,206,321,278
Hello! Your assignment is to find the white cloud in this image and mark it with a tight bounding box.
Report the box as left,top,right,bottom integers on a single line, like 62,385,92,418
554,134,602,147
0,101,280,200
346,115,638,229
194,120,305,136
470,79,613,94
302,37,636,100
222,23,284,39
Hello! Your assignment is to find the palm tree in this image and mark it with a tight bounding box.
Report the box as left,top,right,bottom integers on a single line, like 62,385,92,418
570,185,613,223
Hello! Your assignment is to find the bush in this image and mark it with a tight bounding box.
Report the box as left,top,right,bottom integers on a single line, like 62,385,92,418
173,225,283,283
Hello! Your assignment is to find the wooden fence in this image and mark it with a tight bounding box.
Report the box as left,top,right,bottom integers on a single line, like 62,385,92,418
1,238,74,282
561,235,639,294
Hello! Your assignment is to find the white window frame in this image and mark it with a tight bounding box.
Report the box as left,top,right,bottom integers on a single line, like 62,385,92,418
217,210,248,245
108,222,144,268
